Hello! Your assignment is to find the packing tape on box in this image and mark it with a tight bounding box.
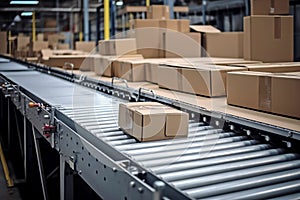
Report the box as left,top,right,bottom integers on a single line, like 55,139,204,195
259,76,272,112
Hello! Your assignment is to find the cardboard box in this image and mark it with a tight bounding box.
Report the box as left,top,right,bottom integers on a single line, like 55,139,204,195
227,71,300,118
17,36,30,51
251,0,289,15
164,31,201,58
178,20,190,33
232,62,300,73
244,16,293,62
205,32,243,58
75,41,95,53
227,71,272,111
33,41,48,51
0,32,7,54
271,74,300,118
181,65,247,97
115,60,146,82
48,55,87,69
119,102,189,142
190,25,221,56
147,5,170,20
37,33,44,41
99,38,137,56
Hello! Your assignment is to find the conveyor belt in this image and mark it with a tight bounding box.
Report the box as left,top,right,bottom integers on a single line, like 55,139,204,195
1,59,300,199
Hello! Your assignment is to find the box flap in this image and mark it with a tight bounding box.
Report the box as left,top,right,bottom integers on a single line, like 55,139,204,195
190,25,220,33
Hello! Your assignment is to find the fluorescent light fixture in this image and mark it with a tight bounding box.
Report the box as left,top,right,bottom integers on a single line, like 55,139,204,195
116,1,123,6
21,12,33,16
10,1,39,5
14,15,21,22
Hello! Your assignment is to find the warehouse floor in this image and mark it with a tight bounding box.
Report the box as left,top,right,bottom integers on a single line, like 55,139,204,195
67,69,300,132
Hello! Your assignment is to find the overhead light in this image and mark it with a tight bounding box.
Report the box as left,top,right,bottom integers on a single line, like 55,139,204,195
10,1,39,5
21,12,33,16
116,1,123,6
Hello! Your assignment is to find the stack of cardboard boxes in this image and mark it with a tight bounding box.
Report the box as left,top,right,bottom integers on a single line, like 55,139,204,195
227,0,300,119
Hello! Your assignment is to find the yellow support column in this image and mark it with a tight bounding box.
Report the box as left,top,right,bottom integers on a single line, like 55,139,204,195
32,12,36,42
8,31,11,55
104,0,110,40
0,143,14,187
146,0,150,7
79,32,83,41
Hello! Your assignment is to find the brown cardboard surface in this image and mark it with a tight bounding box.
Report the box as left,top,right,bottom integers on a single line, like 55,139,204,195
205,32,243,58
244,16,294,62
190,25,221,33
75,41,95,52
17,36,30,51
94,55,115,76
33,41,48,51
271,74,300,118
145,62,159,83
37,33,44,41
227,71,272,110
48,55,88,69
0,32,7,54
164,31,201,58
251,0,290,15
99,38,137,56
57,43,70,50
147,5,170,19
232,62,300,73
157,65,181,91
119,102,188,142
178,20,190,32
116,60,146,82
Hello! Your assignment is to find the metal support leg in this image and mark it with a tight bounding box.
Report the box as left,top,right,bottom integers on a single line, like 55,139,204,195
60,154,65,200
7,100,10,150
32,125,48,200
23,116,27,181
60,154,73,200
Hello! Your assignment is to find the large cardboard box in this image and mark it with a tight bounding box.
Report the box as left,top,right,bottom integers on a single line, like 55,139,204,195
205,32,243,58
271,73,300,118
33,41,49,51
147,5,170,20
0,32,7,54
251,0,290,15
244,16,293,62
227,71,300,118
119,102,189,142
75,41,95,53
164,31,201,58
99,38,137,56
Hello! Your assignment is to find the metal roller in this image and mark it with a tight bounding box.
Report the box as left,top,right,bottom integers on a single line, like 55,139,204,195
102,135,131,141
115,129,225,151
150,148,284,174
198,178,300,200
268,192,300,200
124,136,252,157
130,139,258,162
140,144,272,168
169,156,300,187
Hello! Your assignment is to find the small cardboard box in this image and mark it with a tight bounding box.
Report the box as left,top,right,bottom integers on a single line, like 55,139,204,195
119,102,189,142
33,41,48,51
244,16,293,62
205,32,243,58
164,31,201,58
99,38,137,56
251,0,290,15
147,5,170,20
75,41,95,53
